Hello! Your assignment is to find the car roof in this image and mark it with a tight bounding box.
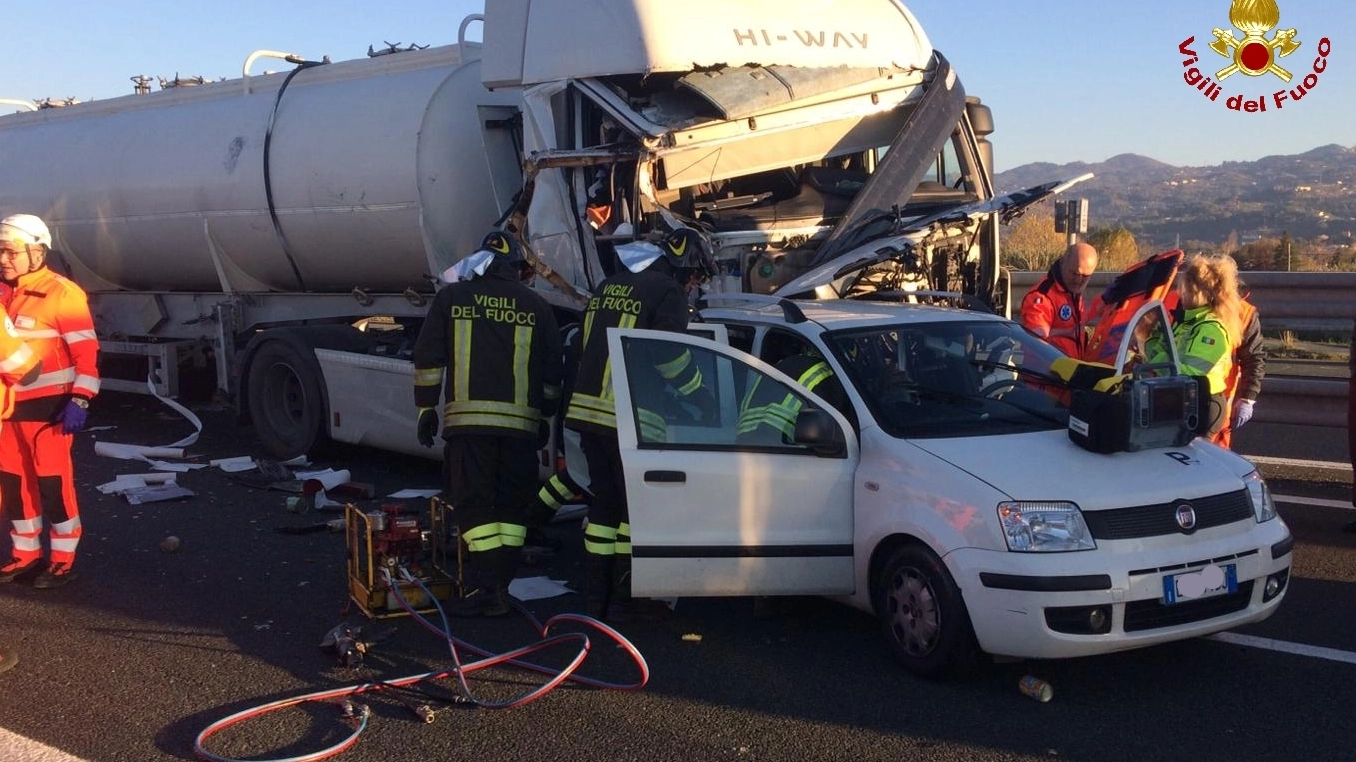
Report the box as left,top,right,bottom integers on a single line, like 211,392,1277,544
698,296,1011,332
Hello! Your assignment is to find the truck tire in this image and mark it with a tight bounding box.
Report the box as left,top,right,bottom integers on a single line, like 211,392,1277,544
246,339,327,460
874,543,987,680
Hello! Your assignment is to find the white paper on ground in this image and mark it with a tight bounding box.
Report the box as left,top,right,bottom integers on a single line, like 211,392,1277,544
96,473,178,494
508,576,574,601
92,374,205,461
94,442,187,461
209,456,257,473
281,455,313,467
149,460,207,472
124,484,197,504
387,488,442,499
147,374,203,448
314,492,344,510
295,469,351,491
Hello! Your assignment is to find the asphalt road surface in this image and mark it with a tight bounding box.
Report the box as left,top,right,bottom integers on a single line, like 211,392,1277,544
1,391,1353,762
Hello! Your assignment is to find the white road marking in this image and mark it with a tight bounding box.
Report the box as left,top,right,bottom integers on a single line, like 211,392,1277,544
1207,632,1356,666
1273,494,1355,510
0,727,93,761
1246,454,1352,473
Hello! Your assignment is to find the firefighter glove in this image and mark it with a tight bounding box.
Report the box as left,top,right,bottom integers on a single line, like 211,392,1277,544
1232,399,1255,429
57,398,89,434
416,408,440,448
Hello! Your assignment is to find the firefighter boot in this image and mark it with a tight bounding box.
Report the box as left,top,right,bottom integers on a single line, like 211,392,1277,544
583,555,613,620
448,551,509,618
606,556,671,623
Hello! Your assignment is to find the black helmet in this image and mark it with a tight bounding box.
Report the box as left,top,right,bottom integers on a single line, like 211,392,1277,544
480,230,526,265
660,227,716,281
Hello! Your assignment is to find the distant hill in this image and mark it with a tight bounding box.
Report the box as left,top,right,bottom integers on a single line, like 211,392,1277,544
993,144,1356,248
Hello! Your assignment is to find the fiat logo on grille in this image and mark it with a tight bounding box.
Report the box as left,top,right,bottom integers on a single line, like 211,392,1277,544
1175,502,1197,531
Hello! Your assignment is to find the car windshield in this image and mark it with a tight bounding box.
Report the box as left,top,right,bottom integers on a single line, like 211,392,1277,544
826,319,1071,438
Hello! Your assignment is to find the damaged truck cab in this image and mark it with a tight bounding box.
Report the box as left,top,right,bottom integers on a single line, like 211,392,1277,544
483,0,1003,310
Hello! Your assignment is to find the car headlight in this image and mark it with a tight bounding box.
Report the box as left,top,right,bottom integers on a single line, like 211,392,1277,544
997,501,1096,552
1244,470,1278,523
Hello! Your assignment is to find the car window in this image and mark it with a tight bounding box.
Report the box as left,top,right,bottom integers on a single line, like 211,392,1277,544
826,319,1070,438
758,329,815,366
723,323,756,355
619,334,840,454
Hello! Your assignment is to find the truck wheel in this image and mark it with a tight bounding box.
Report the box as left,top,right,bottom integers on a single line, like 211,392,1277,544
246,340,326,460
875,544,986,679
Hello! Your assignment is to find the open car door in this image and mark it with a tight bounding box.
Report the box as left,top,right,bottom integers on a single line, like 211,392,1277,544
606,328,859,597
1114,299,1182,374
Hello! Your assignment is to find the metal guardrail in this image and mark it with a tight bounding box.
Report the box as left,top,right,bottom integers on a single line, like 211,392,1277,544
1008,270,1356,334
1009,270,1353,431
1255,376,1348,428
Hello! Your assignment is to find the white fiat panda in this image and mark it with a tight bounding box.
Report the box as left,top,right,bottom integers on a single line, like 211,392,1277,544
604,296,1292,678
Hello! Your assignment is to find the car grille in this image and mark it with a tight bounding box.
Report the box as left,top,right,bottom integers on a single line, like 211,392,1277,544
1083,489,1253,540
1123,580,1254,632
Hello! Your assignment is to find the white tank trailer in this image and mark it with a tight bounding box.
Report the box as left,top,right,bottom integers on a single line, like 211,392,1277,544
0,35,523,458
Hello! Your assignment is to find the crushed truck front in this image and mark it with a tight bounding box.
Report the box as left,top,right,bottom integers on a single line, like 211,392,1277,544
483,0,1001,311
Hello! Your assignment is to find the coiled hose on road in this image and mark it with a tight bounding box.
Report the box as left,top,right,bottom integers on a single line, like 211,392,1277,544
194,566,649,762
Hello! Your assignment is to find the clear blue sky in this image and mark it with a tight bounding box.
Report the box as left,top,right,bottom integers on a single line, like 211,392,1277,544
4,1,1351,172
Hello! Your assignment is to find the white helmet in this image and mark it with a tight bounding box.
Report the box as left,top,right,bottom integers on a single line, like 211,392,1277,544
0,214,52,247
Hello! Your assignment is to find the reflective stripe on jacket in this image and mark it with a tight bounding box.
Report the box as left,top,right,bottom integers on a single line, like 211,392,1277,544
737,356,836,439
412,268,563,439
0,304,40,420
6,267,99,420
566,267,694,435
1149,305,1232,394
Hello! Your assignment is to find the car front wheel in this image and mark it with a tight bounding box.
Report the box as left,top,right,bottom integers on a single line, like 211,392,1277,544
876,544,987,679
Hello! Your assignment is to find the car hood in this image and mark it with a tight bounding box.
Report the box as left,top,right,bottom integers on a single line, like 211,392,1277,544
775,173,1094,298
908,430,1253,510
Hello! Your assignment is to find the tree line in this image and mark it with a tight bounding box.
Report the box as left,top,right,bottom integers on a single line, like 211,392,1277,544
1002,206,1356,273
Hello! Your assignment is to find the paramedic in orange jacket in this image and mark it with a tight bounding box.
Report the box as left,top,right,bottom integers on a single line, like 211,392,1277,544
0,214,99,589
1020,242,1100,357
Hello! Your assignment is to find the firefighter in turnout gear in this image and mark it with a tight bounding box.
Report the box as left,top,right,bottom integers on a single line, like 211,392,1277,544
412,231,564,616
736,351,852,446
565,227,716,621
0,214,99,589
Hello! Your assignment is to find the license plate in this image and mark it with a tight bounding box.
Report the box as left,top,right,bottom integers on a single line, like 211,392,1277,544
1162,563,1237,605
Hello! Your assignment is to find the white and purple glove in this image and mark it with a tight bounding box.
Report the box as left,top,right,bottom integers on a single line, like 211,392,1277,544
57,399,89,434
1232,399,1255,429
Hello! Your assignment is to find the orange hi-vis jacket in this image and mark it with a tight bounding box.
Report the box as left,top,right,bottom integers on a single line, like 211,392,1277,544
1020,263,1100,358
4,267,99,418
0,302,40,419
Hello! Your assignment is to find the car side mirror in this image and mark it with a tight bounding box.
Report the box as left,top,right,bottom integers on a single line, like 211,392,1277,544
793,407,847,458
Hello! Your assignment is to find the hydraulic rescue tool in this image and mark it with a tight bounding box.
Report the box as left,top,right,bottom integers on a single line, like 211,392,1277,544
344,499,460,618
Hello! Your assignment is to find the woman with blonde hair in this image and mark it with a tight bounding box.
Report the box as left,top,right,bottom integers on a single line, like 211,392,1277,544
1161,254,1244,442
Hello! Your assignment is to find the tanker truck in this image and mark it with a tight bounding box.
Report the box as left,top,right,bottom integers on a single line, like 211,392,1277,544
0,0,1054,461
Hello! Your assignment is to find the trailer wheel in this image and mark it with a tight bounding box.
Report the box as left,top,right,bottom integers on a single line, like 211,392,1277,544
246,340,326,460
